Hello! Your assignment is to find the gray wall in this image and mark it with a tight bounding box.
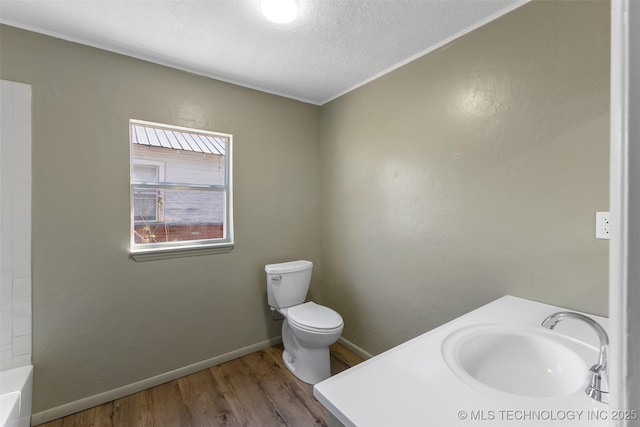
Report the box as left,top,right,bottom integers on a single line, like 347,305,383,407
0,25,322,413
319,0,611,355
0,0,612,416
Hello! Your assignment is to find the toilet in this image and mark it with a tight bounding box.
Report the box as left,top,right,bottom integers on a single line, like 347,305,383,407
265,260,344,384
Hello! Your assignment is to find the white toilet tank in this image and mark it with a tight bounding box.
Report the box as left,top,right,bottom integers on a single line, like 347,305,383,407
265,260,313,309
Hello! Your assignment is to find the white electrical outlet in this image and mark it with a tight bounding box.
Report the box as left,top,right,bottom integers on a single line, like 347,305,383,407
595,212,610,239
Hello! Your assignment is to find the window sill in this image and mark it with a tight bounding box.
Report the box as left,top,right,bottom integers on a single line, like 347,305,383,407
129,243,234,261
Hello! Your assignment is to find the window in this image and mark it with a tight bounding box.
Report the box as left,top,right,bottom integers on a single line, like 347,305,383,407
129,120,233,260
133,160,164,223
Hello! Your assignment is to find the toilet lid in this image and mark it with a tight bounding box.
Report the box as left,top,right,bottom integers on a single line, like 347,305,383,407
287,302,343,330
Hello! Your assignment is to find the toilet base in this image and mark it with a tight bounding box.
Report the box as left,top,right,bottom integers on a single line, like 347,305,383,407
282,346,331,385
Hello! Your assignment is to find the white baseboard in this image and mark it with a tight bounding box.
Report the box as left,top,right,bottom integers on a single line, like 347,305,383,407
337,336,373,360
31,336,283,426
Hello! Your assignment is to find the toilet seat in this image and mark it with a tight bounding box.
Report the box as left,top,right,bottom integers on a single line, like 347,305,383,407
287,302,343,332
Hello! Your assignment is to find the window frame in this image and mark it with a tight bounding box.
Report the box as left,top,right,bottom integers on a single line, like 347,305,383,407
129,119,234,261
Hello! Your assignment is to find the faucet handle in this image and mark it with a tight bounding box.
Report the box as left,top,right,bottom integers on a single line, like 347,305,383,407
586,365,610,404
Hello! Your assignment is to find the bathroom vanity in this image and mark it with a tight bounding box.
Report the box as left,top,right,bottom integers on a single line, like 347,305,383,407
313,296,613,426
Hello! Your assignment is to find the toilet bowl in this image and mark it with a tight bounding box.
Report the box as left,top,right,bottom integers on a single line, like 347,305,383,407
265,261,344,384
280,302,344,384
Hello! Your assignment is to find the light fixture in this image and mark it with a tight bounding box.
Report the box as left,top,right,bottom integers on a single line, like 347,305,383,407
261,0,298,24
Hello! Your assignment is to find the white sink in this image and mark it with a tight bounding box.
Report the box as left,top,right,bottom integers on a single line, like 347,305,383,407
442,324,597,398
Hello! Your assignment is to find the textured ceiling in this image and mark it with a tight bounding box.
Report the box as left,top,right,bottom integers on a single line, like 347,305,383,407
0,0,529,105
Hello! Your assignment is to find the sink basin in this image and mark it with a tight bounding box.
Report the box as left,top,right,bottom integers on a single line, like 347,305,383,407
442,324,597,398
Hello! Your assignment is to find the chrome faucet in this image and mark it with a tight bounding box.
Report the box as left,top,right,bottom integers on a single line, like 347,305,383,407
541,311,609,404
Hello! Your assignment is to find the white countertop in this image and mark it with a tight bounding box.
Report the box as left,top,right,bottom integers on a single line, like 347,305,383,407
314,296,611,427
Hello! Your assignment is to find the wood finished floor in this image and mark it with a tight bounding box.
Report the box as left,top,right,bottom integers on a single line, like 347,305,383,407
37,343,364,427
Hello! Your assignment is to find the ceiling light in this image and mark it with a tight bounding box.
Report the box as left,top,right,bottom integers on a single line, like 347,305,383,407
261,0,298,24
